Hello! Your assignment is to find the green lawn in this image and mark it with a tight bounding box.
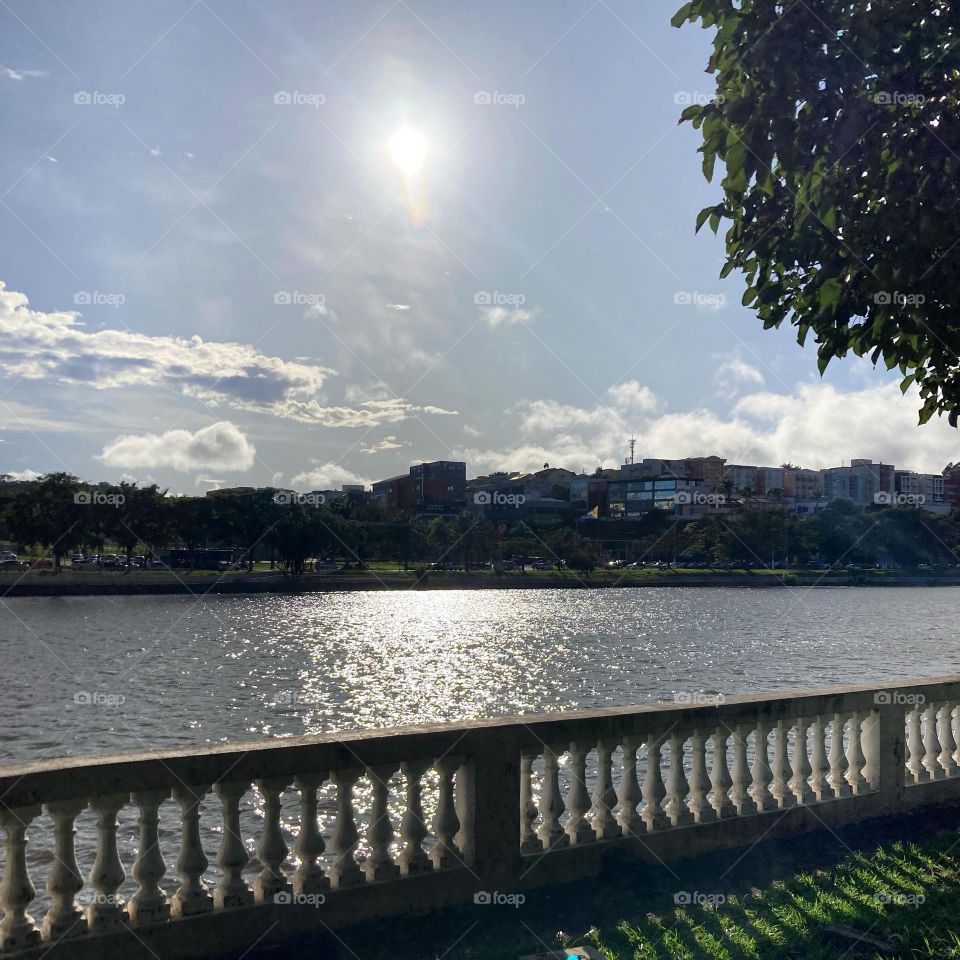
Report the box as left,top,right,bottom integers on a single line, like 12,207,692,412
589,834,960,960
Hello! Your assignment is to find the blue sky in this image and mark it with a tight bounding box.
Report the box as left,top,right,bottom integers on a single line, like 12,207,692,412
2,0,958,492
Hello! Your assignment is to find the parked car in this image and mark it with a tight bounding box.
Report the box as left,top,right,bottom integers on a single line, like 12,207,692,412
0,558,24,571
533,560,553,570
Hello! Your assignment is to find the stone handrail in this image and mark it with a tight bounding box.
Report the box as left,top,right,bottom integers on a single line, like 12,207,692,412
2,676,960,959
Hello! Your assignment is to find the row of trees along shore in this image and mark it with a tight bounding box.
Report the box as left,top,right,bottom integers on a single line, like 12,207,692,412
3,473,960,576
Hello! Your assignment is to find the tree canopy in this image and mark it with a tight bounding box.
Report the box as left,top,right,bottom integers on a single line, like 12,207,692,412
672,0,960,424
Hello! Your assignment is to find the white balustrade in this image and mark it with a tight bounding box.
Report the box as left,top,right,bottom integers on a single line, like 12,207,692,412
616,734,645,834
922,704,944,781
430,757,462,870
42,799,87,940
641,734,669,830
829,714,852,797
809,717,830,801
329,768,364,888
709,727,735,818
537,745,569,849
293,773,330,895
564,741,595,845
364,765,400,881
665,732,693,826
728,724,756,816
592,738,621,839
398,759,432,875
0,805,41,951
171,785,213,918
789,717,815,805
87,794,129,931
939,704,958,778
688,729,716,823
750,721,775,812
519,751,542,853
129,789,171,924
213,783,252,910
845,712,868,795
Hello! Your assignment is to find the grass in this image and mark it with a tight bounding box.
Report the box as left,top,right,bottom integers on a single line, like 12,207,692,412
587,834,960,960
240,812,960,960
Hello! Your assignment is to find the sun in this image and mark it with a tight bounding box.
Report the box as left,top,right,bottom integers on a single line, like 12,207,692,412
387,127,428,177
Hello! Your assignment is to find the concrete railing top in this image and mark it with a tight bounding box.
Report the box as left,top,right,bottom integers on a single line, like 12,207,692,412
1,674,957,808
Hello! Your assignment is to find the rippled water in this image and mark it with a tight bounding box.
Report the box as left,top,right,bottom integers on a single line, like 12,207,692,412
2,587,958,918
2,586,958,762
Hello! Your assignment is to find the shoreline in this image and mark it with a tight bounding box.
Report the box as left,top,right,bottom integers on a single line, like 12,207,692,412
2,570,959,598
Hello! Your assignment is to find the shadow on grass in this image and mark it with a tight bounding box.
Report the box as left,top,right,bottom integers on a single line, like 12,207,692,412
238,804,960,960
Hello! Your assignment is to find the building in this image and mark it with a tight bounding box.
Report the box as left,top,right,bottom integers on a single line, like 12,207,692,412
754,467,785,495
894,470,948,513
724,464,758,493
782,468,821,499
371,474,415,512
820,460,894,506
606,477,702,518
373,461,466,515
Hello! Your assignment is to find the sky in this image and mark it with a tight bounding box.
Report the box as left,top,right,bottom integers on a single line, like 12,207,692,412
2,0,959,494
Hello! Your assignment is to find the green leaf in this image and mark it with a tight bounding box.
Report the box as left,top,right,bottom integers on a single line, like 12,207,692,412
696,206,713,233
900,373,916,393
670,2,693,28
818,278,842,310
742,287,757,306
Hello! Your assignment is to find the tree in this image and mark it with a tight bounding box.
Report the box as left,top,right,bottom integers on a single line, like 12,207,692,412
673,0,960,424
8,473,85,572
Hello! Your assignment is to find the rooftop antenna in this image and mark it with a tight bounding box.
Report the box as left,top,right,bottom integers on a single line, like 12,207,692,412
628,437,636,465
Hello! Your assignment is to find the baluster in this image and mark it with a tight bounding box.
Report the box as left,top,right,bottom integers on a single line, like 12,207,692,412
536,745,568,849
907,706,927,784
770,720,796,809
520,751,542,853
365,764,400,881
861,710,881,789
709,727,735,818
293,773,329,895
809,716,830,801
398,760,432,874
953,702,960,769
641,733,669,831
665,732,693,826
564,741,596,845
750,720,775,811
42,799,87,940
213,782,252,909
171,785,213,917
829,714,852,797
430,757,462,870
616,734,645,834
845,712,868,794
940,703,959,778
453,761,475,866
87,794,128,931
254,778,291,902
728,724,757,816
790,717,815,805
922,703,944,781
0,805,41,951
592,738,621,839
329,767,364,887
129,790,171,925
687,728,715,823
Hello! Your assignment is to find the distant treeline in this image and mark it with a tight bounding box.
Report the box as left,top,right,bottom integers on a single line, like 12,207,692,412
1,473,959,574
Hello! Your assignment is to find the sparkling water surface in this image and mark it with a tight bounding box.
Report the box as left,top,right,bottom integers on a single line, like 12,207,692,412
1,586,957,763
1,587,958,916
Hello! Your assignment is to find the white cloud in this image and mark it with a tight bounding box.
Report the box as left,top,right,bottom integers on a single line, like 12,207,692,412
482,305,538,328
0,400,76,432
1,66,47,81
291,463,372,490
360,435,404,454
0,282,454,428
385,303,410,311
715,357,765,388
456,379,960,475
1,468,42,481
98,421,256,472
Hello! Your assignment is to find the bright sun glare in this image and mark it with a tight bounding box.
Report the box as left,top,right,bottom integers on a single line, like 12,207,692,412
387,127,428,177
